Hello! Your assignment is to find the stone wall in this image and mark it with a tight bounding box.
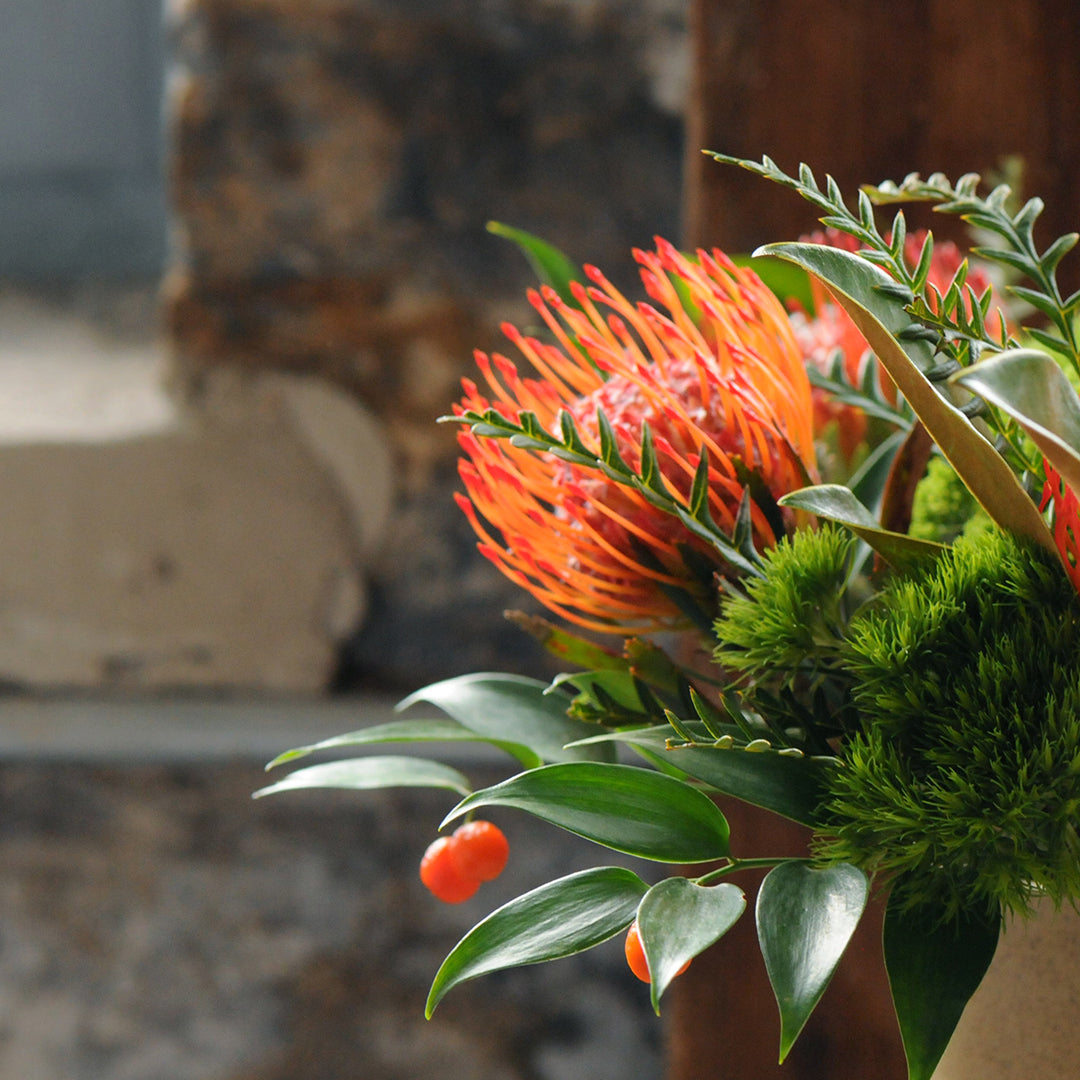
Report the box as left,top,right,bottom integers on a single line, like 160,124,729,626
167,0,689,689
0,756,663,1079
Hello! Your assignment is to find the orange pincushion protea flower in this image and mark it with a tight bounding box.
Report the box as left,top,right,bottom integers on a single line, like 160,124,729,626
453,238,817,634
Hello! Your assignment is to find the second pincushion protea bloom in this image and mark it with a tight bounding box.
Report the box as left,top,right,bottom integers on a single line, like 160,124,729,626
454,238,817,634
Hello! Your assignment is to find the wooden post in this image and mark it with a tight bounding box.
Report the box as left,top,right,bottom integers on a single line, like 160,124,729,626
671,3,1080,1077
684,0,1080,263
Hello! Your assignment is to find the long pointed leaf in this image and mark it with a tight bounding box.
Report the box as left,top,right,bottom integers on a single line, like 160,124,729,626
756,862,869,1060
759,242,1057,557
426,867,648,1015
442,762,731,863
883,894,1000,1080
398,673,613,763
486,221,582,306
608,725,832,827
952,347,1080,492
265,718,541,771
779,484,945,569
253,756,471,799
638,878,746,1013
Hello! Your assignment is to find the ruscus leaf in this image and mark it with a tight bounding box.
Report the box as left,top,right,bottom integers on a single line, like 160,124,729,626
264,718,542,771
426,867,648,1016
638,878,746,1013
756,862,869,1060
441,762,731,863
397,673,613,763
253,755,472,799
883,893,1000,1080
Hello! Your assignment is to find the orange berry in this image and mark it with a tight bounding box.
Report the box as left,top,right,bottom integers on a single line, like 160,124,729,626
624,921,652,983
623,921,691,984
450,820,510,882
420,836,480,904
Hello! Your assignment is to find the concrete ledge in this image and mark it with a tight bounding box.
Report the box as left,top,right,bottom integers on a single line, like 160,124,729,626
0,694,401,762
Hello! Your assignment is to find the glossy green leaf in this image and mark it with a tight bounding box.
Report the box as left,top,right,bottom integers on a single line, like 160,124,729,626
253,755,471,799
760,242,1057,557
883,893,1000,1080
617,728,832,827
442,762,731,863
756,862,869,1060
638,878,746,1013
952,347,1080,491
264,718,541,771
397,673,613,763
486,221,582,306
780,484,945,569
426,867,648,1016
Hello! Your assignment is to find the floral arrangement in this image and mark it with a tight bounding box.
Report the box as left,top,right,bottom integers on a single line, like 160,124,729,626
257,155,1080,1080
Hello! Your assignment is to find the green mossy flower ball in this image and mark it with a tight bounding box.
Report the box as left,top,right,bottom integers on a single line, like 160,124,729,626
817,528,1080,919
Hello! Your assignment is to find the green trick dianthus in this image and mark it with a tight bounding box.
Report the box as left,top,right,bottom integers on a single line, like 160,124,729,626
816,528,1080,919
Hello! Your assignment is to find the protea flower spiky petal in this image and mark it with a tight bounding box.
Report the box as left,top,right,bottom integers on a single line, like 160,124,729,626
455,238,817,634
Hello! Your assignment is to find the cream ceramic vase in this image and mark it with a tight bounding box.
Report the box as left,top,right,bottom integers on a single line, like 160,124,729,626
932,898,1080,1079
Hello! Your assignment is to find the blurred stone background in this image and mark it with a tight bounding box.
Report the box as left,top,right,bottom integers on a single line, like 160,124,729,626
0,0,687,1076
167,0,688,691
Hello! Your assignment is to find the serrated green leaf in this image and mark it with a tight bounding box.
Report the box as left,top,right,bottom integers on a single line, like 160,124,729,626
638,878,746,1012
426,867,648,1016
1008,285,1069,326
952,347,1080,492
758,242,1056,557
486,221,583,306
756,862,869,1060
253,755,472,799
1040,231,1079,274
969,246,1036,277
883,894,999,1080
397,673,613,764
779,484,945,569
442,762,731,863
264,718,542,771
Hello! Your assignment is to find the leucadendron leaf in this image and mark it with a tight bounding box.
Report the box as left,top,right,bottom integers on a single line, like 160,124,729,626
759,242,1057,559
883,893,1000,1080
264,718,542,771
397,673,613,763
952,347,1080,491
426,866,648,1016
780,484,945,570
756,861,869,1061
253,756,471,799
637,878,746,1013
441,762,731,863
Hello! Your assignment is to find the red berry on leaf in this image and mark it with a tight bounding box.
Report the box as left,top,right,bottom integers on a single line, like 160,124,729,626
624,920,691,984
450,820,510,882
419,836,480,904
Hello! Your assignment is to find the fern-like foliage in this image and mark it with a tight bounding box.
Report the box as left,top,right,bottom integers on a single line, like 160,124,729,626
710,153,1080,482
445,404,765,579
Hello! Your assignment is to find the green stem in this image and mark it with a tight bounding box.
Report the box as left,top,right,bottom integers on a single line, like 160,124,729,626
692,855,808,887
